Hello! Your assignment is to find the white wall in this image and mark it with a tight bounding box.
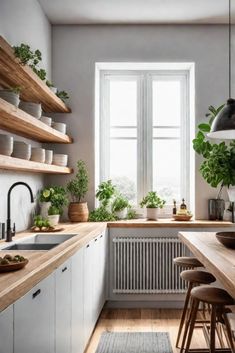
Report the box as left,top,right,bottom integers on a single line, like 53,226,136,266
0,0,51,231
50,24,229,219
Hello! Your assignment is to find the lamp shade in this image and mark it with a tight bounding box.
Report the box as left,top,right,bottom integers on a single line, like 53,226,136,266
207,98,235,139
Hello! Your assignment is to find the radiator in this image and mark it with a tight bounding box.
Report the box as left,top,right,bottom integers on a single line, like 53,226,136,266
113,237,189,294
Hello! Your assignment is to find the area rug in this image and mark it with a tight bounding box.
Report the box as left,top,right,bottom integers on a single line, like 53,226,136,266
95,332,173,353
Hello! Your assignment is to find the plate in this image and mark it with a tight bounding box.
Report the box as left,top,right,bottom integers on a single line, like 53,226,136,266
30,227,64,233
173,214,193,221
0,259,29,273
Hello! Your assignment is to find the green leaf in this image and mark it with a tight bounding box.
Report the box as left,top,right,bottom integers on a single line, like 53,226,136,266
198,123,210,132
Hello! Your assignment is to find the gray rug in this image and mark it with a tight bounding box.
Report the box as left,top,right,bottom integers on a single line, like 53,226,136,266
95,332,173,353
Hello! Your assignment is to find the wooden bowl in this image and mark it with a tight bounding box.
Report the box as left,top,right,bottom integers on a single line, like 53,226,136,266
173,214,193,221
0,259,28,273
216,232,235,249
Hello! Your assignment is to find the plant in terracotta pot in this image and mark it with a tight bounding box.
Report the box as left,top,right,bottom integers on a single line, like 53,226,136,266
67,160,89,222
140,191,166,220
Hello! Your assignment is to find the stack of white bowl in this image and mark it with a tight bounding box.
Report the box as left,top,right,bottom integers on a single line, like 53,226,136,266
19,101,42,119
31,148,45,163
45,150,53,164
52,122,67,134
12,141,31,160
0,90,20,107
0,134,13,156
40,116,52,126
52,154,68,167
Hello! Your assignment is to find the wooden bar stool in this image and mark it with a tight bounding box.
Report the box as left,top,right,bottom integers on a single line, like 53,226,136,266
182,286,235,353
176,270,216,349
173,256,204,269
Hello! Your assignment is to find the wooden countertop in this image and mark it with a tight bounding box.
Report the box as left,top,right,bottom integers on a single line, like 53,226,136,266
178,231,235,299
0,222,106,312
108,219,234,228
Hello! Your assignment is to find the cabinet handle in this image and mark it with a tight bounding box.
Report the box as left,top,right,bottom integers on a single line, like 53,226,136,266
62,266,67,273
32,289,41,299
86,244,90,248
95,238,98,242
100,234,103,238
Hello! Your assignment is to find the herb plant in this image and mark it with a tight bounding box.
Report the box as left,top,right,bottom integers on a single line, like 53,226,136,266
9,86,21,94
112,195,129,212
56,90,69,102
140,191,166,209
48,205,60,216
33,215,50,230
67,160,89,202
89,206,117,222
39,186,68,215
96,180,116,207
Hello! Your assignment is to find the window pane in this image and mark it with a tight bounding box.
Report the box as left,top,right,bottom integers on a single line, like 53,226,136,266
110,81,137,126
152,80,181,126
152,139,181,203
110,139,137,203
111,127,137,138
153,127,180,138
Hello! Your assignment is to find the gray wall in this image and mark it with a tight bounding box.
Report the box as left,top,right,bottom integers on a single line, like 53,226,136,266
0,0,51,231
50,24,229,219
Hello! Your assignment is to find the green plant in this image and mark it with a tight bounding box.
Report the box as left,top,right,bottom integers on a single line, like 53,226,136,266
67,160,89,202
46,80,54,88
193,105,235,193
48,205,60,216
9,86,21,94
33,215,50,229
39,186,68,214
112,195,129,212
140,191,166,208
88,206,117,222
13,44,42,66
96,180,117,207
32,67,47,81
56,90,69,102
126,208,137,220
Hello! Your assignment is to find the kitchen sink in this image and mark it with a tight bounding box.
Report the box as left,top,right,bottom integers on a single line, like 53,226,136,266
3,243,58,251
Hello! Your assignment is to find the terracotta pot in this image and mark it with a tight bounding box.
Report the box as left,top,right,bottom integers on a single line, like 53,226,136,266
68,202,89,222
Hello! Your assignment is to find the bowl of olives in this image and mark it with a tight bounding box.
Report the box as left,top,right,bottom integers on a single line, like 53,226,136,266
0,254,28,272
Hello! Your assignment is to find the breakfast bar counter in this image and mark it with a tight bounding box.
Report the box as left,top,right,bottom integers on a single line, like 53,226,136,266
178,231,235,298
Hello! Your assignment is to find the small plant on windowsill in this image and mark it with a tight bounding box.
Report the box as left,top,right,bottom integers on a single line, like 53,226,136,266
111,195,130,219
140,191,166,221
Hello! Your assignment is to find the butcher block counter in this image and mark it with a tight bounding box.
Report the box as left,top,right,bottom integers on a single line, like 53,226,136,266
179,231,235,299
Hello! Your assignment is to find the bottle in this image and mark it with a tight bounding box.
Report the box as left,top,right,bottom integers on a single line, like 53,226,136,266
172,199,177,215
180,198,187,210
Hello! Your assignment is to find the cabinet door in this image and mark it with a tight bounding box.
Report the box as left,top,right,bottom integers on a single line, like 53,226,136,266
0,305,13,353
14,273,55,353
92,236,101,322
71,248,84,353
55,259,72,353
99,232,107,311
83,241,93,343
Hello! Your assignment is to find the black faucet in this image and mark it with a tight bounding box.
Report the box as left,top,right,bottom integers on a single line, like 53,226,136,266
6,182,34,242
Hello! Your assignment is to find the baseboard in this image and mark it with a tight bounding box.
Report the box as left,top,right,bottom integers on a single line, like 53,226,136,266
105,300,184,309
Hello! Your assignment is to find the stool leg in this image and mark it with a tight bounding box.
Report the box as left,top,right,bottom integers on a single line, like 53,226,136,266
176,282,193,348
223,312,235,353
209,305,216,353
184,298,200,353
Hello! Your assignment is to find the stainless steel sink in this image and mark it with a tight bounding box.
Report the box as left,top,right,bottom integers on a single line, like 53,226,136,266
20,233,77,245
3,243,58,251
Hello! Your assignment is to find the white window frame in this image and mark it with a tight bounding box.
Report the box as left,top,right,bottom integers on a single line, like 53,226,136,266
95,63,195,214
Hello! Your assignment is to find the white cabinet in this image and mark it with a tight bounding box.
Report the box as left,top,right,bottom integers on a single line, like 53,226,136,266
55,259,72,353
71,248,84,353
14,273,55,353
0,305,13,353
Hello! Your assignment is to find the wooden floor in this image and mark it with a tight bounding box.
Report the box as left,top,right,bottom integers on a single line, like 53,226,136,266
85,309,207,353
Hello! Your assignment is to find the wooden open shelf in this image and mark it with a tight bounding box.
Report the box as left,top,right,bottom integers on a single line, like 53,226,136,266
0,36,71,113
0,98,72,143
0,155,73,174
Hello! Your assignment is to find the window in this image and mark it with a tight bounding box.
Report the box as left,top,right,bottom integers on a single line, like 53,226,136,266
96,64,194,213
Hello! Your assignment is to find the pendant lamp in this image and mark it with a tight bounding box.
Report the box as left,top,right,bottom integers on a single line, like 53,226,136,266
207,0,235,139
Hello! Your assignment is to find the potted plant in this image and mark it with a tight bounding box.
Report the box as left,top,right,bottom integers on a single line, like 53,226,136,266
140,191,166,220
39,186,67,220
193,105,235,204
96,180,116,208
111,195,129,219
47,206,60,226
67,160,89,222
0,86,21,107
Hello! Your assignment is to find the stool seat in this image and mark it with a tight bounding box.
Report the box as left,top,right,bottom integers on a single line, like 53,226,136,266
191,286,234,306
173,256,203,268
180,270,216,284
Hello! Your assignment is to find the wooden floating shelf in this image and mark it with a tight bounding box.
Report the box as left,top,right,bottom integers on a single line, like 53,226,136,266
0,98,72,143
0,36,71,113
0,155,73,174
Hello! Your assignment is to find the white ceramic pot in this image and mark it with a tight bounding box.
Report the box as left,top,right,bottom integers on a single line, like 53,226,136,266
227,186,235,202
47,214,60,227
12,141,31,160
146,207,158,220
115,208,127,219
52,122,66,134
40,116,52,126
19,101,42,119
52,154,68,167
0,134,13,156
50,87,57,94
40,202,51,218
0,90,20,107
30,147,45,163
45,150,53,164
